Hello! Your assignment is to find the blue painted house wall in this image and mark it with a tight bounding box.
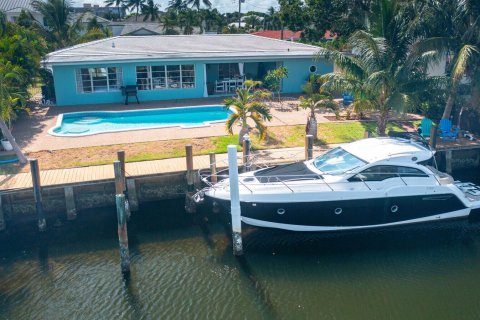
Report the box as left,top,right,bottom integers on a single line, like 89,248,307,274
53,57,333,106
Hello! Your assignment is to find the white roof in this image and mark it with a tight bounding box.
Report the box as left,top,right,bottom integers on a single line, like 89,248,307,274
0,0,35,12
43,34,321,65
342,138,432,164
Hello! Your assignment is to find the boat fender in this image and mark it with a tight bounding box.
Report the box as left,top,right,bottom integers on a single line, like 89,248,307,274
277,208,285,215
334,208,342,215
391,205,399,213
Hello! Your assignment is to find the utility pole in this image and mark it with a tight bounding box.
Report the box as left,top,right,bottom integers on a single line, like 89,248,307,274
238,0,245,29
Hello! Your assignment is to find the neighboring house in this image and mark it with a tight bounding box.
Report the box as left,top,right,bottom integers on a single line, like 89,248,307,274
72,3,126,19
42,34,332,106
72,12,111,35
0,0,47,26
109,20,201,37
252,30,337,41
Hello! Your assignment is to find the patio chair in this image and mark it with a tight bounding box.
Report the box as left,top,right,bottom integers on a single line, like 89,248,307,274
418,118,433,137
439,118,460,141
215,80,225,93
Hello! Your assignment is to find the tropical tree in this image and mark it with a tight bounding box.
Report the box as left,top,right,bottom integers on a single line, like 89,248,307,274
0,11,6,37
184,0,212,10
178,8,199,34
126,0,146,21
411,0,480,120
31,0,83,50
264,67,288,101
243,14,262,31
224,80,272,144
300,77,338,139
263,7,281,30
319,1,441,136
161,10,179,34
142,0,160,21
104,0,126,20
0,63,28,163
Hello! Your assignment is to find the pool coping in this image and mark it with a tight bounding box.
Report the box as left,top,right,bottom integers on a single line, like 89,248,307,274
48,104,236,137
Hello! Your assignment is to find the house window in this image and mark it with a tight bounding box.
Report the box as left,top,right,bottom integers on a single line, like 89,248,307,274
75,67,123,93
309,65,317,73
136,65,196,90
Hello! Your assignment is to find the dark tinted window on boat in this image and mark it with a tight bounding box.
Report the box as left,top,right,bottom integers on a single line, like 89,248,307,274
349,165,429,182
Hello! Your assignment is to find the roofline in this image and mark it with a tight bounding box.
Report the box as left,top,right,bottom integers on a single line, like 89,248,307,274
43,54,320,67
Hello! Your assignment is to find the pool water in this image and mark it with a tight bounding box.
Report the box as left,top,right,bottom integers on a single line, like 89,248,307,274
49,105,232,136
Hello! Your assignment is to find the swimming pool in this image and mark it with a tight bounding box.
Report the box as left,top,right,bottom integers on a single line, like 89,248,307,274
49,105,233,136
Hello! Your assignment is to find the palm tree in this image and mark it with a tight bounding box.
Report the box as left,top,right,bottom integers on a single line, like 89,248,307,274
178,8,199,34
126,0,146,21
0,63,28,164
224,81,272,144
263,7,281,30
31,0,83,49
411,0,480,120
299,77,338,140
319,2,441,136
167,0,186,12
161,10,178,34
141,0,160,21
104,0,125,20
184,0,212,10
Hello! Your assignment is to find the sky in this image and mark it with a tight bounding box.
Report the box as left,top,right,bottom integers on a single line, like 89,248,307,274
71,0,279,13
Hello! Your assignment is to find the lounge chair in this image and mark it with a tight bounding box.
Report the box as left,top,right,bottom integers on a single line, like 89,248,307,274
439,119,460,141
419,118,433,137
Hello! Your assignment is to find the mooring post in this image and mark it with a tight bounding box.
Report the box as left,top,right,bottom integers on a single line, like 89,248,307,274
117,150,131,219
209,152,217,184
305,134,313,161
364,130,370,138
0,195,5,231
30,159,46,231
114,161,125,195
242,134,251,172
185,144,196,213
126,179,139,212
429,125,438,149
116,194,130,275
228,145,243,256
117,150,126,187
446,149,453,174
64,186,77,220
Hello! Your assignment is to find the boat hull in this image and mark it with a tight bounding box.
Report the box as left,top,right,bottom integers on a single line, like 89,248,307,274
205,194,470,232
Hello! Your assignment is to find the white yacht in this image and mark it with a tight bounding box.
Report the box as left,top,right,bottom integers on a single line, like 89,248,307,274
199,136,480,231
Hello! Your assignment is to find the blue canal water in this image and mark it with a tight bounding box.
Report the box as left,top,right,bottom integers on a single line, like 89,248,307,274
50,105,232,136
1,169,480,319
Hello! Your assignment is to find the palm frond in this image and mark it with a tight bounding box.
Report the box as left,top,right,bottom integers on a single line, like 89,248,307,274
452,44,480,82
225,113,239,135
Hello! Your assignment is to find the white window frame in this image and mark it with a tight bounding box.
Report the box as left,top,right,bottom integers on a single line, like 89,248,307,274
136,65,196,91
75,67,123,94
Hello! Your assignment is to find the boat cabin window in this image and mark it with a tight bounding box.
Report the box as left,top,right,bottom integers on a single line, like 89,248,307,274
349,165,429,182
313,147,367,174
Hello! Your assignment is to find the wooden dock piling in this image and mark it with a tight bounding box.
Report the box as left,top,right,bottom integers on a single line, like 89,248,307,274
30,159,46,231
243,135,251,172
209,152,217,184
185,144,196,213
64,186,77,220
126,179,139,212
228,145,243,256
117,151,132,218
305,135,313,161
116,194,130,275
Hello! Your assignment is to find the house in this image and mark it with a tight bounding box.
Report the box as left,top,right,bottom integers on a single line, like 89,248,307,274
42,34,332,106
252,30,337,41
0,0,47,26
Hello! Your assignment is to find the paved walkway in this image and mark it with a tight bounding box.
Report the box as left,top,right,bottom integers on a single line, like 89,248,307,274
0,146,330,191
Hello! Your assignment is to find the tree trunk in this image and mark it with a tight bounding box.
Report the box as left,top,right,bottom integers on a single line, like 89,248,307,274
238,126,249,145
377,108,389,136
0,118,27,164
442,95,455,120
307,115,317,140
470,83,480,110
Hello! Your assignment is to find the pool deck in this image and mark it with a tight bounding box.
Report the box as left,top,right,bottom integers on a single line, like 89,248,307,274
14,96,313,153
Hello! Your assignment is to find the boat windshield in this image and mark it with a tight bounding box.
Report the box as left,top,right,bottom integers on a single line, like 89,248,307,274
313,147,367,174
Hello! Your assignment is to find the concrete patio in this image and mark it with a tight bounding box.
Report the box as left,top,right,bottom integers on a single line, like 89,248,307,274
13,96,321,152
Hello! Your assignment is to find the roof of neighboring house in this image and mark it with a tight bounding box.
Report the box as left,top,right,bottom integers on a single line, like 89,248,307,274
0,0,35,12
72,12,111,25
252,30,337,40
251,30,303,40
44,34,321,65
